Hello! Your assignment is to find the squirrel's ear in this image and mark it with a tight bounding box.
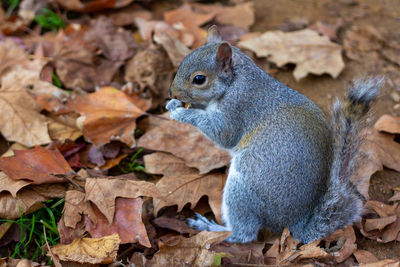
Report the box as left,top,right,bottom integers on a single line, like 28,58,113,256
216,42,232,72
206,25,222,43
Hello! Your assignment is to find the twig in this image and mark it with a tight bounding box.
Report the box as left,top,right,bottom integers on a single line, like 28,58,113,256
43,223,62,267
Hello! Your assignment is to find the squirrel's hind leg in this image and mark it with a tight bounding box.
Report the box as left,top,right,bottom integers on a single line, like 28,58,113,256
188,213,229,232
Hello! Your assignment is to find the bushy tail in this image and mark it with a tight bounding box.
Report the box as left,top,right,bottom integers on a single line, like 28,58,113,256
293,77,384,243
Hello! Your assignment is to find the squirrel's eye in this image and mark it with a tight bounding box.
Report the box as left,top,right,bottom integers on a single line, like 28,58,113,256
192,75,207,86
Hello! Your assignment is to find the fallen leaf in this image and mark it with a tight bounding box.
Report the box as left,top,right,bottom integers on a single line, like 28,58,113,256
0,171,30,197
153,31,191,67
107,5,152,26
144,231,231,266
47,115,82,142
389,188,400,202
138,119,231,174
354,128,400,199
84,16,136,62
58,218,86,244
85,177,160,224
308,20,342,41
364,215,397,232
353,250,379,264
164,4,214,48
49,234,120,264
68,87,150,146
374,114,400,134
145,152,226,223
0,184,65,219
359,259,400,267
0,39,28,78
86,197,151,247
153,216,199,235
211,242,265,265
62,190,96,229
324,226,357,263
238,29,345,80
0,146,73,184
192,2,255,30
124,46,174,107
55,0,133,12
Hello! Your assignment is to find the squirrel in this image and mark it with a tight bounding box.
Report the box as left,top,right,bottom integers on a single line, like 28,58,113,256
166,25,384,244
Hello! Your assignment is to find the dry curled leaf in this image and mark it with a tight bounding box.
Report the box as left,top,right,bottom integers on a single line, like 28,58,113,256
84,177,160,224
0,171,30,197
238,29,345,80
68,87,150,147
0,146,73,184
144,231,231,266
0,184,65,219
138,118,230,174
324,226,357,263
62,190,96,229
145,152,226,223
49,234,120,264
86,197,151,247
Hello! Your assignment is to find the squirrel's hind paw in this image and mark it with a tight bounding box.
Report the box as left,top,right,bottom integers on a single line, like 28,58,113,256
188,213,229,232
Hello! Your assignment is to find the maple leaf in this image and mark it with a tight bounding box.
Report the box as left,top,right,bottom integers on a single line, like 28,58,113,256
137,118,230,174
0,146,73,184
238,29,345,80
84,177,161,224
49,234,120,264
68,87,150,147
86,197,151,247
140,231,231,266
145,152,226,223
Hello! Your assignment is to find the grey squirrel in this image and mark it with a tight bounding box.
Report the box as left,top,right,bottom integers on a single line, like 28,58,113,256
166,25,384,243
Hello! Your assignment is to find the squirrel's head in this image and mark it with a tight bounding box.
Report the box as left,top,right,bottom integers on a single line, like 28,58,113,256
169,25,234,108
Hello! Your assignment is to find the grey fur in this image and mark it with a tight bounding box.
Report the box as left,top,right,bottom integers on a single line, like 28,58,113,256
166,39,383,243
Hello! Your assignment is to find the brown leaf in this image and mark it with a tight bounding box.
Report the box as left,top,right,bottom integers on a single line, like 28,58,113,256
354,129,400,199
308,20,342,41
389,188,400,202
353,250,379,264
0,39,28,78
359,259,400,267
86,197,151,247
85,177,160,224
374,114,400,134
0,171,30,197
55,0,133,12
238,29,345,80
364,215,397,232
138,119,230,174
0,184,65,219
49,234,120,264
153,216,199,235
211,242,265,265
144,231,230,266
47,115,82,142
153,31,191,67
193,2,255,30
0,146,73,184
63,190,96,229
68,87,150,146
324,226,357,263
164,4,214,48
58,218,86,244
145,152,226,223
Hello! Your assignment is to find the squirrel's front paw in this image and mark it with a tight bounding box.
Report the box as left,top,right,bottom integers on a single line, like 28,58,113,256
166,99,183,112
169,107,188,122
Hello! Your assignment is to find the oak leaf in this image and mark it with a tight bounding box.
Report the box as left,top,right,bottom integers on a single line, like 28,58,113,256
0,146,73,184
84,177,160,224
68,87,150,146
145,152,226,223
86,197,151,247
144,231,231,266
49,234,120,264
138,118,230,174
238,29,345,80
